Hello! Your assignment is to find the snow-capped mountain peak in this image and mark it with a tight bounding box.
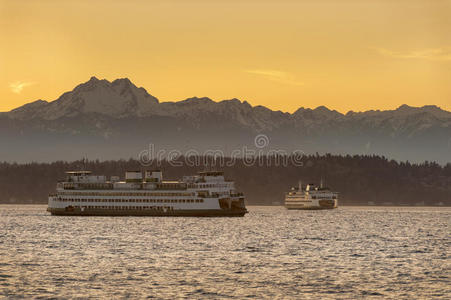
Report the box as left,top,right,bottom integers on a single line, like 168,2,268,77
8,77,159,120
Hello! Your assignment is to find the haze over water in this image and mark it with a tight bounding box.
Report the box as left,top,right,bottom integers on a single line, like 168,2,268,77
1,205,449,299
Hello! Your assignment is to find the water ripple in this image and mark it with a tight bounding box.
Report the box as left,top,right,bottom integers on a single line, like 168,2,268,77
0,205,450,299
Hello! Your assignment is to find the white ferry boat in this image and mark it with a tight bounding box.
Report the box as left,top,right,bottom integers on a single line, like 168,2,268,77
47,170,248,217
285,181,338,210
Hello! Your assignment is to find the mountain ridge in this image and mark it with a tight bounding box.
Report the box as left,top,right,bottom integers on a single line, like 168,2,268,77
5,76,450,120
1,77,450,163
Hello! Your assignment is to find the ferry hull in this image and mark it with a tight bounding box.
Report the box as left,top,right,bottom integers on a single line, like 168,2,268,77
285,199,338,210
286,206,336,210
47,207,248,217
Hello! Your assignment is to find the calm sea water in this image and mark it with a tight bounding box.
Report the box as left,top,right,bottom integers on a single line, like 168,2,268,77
0,205,449,299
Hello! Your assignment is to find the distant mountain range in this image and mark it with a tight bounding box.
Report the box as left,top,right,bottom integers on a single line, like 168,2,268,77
1,76,450,163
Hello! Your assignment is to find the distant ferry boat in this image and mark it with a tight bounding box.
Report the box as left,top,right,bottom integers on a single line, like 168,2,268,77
285,181,338,210
47,170,248,217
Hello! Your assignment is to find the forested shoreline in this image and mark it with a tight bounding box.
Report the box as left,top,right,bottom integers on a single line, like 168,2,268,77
1,155,450,206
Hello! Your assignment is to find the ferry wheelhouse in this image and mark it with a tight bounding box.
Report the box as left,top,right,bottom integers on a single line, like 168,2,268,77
47,170,247,217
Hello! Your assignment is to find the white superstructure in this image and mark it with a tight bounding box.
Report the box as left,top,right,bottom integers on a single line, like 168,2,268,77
285,181,338,210
48,170,247,217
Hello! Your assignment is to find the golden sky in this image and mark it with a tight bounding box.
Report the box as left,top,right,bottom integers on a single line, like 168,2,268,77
1,0,450,113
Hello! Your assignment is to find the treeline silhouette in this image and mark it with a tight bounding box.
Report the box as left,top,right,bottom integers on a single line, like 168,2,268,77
1,154,450,206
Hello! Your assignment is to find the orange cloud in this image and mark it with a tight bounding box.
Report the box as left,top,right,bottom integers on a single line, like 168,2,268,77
10,81,36,94
375,47,451,61
244,69,304,86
